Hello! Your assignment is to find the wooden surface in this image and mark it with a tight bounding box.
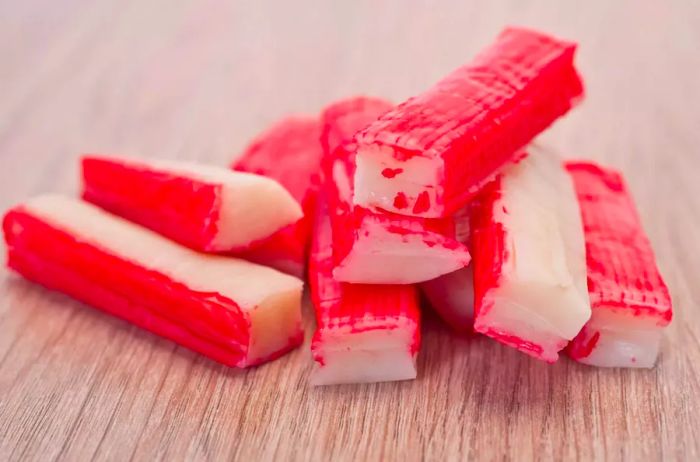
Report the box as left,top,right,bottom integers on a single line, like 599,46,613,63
1,1,699,460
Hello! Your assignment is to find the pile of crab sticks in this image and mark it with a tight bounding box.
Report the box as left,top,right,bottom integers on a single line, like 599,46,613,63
3,26,672,385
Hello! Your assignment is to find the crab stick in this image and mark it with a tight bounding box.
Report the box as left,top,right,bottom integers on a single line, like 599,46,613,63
3,195,304,367
309,195,421,385
82,155,302,254
471,150,591,362
232,116,324,277
321,97,470,284
353,27,584,218
565,162,672,368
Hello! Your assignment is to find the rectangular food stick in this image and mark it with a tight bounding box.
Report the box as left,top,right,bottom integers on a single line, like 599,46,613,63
321,97,470,284
353,27,584,218
3,195,304,367
565,161,672,367
82,155,303,253
232,116,324,277
471,150,591,362
309,195,421,385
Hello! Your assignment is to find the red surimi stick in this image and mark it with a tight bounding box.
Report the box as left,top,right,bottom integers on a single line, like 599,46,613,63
353,27,584,218
82,155,302,253
3,196,304,367
232,116,324,277
471,150,591,362
321,97,470,284
309,195,421,385
565,162,672,368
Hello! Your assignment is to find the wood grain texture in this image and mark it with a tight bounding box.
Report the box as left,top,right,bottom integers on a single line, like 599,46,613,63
1,1,699,460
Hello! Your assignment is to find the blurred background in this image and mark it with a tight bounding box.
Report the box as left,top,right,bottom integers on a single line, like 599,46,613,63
1,1,698,212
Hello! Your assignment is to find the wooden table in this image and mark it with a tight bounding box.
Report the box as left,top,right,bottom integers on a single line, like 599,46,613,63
1,1,698,460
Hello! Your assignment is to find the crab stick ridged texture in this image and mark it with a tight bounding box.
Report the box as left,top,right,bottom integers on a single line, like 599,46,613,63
309,195,421,385
321,97,471,284
353,26,584,218
82,155,303,255
3,195,304,368
471,151,591,362
232,117,324,277
419,208,474,333
565,162,672,368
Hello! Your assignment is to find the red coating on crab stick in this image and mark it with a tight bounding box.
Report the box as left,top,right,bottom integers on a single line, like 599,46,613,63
566,326,601,360
470,177,507,320
82,156,221,251
232,117,324,276
82,155,302,258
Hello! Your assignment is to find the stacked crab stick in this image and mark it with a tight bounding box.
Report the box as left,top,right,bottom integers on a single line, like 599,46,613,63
3,195,304,367
321,97,471,284
82,155,303,254
565,162,672,367
2,25,675,379
419,208,474,333
471,150,591,362
232,117,324,277
309,197,421,385
352,27,584,218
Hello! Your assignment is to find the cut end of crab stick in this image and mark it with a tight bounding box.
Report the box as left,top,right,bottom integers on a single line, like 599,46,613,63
232,116,324,277
471,150,591,363
353,26,584,218
309,196,420,385
3,195,304,368
321,97,470,284
564,161,672,368
82,155,303,253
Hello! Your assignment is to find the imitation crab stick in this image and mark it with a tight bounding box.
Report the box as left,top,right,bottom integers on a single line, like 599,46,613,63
309,196,421,385
353,27,584,218
419,208,474,333
321,97,470,284
232,116,324,277
3,195,304,367
82,155,302,254
565,162,672,368
471,150,591,362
